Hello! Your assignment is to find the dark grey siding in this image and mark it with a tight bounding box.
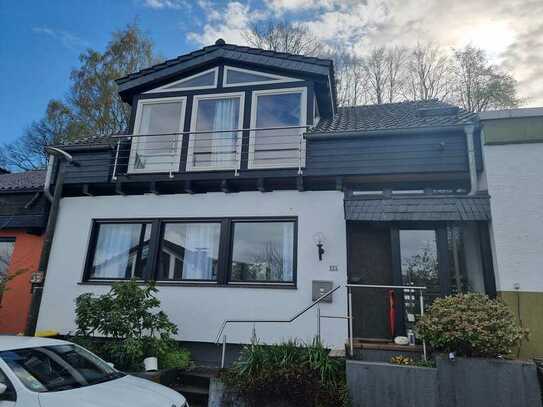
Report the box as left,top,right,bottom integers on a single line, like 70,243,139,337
59,132,470,185
0,193,48,229
62,150,113,184
305,132,468,176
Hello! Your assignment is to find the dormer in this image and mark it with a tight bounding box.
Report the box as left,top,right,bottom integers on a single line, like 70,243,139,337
114,40,336,175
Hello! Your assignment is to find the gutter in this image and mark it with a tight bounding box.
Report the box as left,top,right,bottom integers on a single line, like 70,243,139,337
464,124,478,195
25,147,79,336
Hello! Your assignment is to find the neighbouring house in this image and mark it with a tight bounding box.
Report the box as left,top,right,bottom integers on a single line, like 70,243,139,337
0,170,48,334
480,108,543,359
34,40,497,364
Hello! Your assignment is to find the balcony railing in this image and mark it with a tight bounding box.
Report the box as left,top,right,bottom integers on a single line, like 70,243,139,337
111,125,310,180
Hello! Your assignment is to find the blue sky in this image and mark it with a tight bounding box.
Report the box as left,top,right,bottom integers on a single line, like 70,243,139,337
1,0,542,144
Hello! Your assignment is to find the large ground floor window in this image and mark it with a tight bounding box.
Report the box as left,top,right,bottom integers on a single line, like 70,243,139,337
84,217,297,286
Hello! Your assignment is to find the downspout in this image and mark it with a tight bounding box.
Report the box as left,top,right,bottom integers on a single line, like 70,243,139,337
464,124,478,195
25,147,78,336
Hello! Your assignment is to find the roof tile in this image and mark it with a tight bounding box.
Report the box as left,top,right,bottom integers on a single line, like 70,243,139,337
0,170,46,192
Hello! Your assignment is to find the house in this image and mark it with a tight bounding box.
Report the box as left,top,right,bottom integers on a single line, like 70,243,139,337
0,170,48,334
33,40,496,363
479,108,543,359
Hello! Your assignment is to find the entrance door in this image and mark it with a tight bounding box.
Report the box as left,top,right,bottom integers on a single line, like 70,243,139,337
348,223,394,339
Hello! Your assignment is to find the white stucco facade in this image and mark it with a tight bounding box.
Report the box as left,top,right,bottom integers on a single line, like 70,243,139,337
484,142,543,292
36,190,348,348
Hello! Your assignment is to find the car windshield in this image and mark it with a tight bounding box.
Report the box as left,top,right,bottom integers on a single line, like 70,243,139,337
0,344,125,392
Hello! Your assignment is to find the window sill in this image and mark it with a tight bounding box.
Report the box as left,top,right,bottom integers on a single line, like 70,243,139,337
78,281,297,289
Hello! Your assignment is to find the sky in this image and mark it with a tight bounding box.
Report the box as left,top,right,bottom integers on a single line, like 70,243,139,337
1,0,542,144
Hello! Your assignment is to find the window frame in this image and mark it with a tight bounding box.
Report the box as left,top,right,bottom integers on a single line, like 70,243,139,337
223,66,300,88
227,218,298,285
156,219,223,283
0,237,16,278
145,67,219,93
186,92,245,172
83,220,153,282
82,217,298,288
127,96,187,174
248,87,308,170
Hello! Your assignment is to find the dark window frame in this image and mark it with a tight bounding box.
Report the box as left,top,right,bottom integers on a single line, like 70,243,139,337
83,217,298,288
0,237,16,278
82,219,153,282
227,217,298,285
156,218,223,283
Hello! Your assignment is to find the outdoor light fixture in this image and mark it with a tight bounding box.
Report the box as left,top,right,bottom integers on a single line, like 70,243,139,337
313,232,326,261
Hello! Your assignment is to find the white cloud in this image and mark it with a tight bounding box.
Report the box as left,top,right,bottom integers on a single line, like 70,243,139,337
143,0,188,9
265,0,335,14
186,0,543,106
188,2,267,45
32,26,89,51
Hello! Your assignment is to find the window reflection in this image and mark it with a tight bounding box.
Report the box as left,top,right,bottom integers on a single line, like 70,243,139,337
158,223,221,281
230,222,294,282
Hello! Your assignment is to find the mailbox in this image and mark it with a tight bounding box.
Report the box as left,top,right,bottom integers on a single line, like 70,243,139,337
312,280,333,303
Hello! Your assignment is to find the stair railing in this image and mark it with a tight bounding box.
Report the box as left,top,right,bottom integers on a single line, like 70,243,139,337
215,284,343,368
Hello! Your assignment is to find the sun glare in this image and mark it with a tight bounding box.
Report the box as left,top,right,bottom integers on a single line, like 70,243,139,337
460,21,515,60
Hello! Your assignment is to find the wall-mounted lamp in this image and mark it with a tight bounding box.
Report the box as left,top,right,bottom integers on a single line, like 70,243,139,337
313,232,326,261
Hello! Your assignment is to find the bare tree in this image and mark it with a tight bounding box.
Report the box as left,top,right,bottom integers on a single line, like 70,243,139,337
332,51,370,106
452,45,518,112
243,21,321,56
384,46,407,103
404,43,452,101
363,47,387,104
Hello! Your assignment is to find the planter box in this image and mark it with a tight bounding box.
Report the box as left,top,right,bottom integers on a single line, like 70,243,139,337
346,357,543,407
436,355,542,407
346,360,438,407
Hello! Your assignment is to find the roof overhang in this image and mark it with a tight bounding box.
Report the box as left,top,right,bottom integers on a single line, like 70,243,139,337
116,47,334,103
344,194,491,222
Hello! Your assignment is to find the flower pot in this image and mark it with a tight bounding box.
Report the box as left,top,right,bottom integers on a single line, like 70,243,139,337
144,357,158,372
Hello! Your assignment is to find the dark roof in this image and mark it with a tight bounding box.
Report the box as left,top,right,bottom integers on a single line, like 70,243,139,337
311,100,477,135
116,41,334,88
344,194,491,222
0,170,46,193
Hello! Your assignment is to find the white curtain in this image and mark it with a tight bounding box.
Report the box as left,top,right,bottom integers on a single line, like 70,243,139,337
183,224,217,279
92,224,141,278
281,223,294,281
211,99,237,165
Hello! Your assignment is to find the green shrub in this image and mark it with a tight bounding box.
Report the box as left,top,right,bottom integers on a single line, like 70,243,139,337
74,280,190,371
416,293,527,358
221,339,349,407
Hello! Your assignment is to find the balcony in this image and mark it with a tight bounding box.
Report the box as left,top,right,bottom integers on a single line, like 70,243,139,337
112,125,309,179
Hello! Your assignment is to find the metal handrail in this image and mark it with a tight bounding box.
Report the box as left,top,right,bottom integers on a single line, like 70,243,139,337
214,285,342,345
111,124,311,139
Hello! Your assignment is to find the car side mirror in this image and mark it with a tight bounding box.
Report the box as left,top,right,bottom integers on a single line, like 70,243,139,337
0,384,7,395
106,362,115,368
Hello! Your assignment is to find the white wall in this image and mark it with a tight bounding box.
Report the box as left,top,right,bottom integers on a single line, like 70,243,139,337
484,142,543,292
36,191,348,348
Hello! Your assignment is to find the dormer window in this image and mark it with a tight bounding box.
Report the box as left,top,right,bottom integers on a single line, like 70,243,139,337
145,68,218,93
223,66,299,87
187,93,244,171
249,88,307,169
128,97,186,174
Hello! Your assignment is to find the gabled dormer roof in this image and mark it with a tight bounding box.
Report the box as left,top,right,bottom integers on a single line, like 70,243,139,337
115,39,336,106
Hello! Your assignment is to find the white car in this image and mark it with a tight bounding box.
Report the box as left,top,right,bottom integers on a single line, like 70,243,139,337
0,336,187,407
